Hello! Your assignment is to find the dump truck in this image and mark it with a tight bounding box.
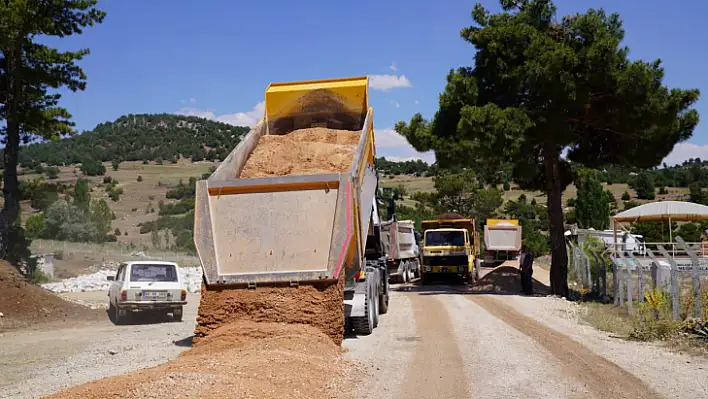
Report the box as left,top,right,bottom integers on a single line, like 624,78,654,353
193,76,389,339
419,217,480,284
482,218,522,267
381,219,420,283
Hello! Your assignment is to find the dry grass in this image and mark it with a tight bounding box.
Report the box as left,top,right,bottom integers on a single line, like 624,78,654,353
16,160,218,245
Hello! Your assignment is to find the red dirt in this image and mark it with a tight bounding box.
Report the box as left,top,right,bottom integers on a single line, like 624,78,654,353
0,261,103,330
240,127,360,178
47,320,357,399
195,274,345,346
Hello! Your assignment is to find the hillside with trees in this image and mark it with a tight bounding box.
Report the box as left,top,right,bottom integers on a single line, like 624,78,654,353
4,114,250,168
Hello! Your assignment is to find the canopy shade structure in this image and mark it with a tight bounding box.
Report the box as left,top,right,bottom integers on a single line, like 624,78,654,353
613,201,708,223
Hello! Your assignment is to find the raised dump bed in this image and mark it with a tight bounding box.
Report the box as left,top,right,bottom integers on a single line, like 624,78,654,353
193,76,385,343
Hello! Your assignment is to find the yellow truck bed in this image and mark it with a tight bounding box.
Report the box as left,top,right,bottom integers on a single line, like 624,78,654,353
194,76,378,288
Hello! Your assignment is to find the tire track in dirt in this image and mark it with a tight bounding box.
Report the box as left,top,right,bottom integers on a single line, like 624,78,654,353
396,290,469,399
467,294,662,399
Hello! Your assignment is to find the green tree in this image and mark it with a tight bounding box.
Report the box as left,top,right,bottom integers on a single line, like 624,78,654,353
621,191,631,201
689,182,705,204
89,199,112,241
632,172,656,200
25,213,46,240
79,158,106,176
73,179,91,212
111,159,121,171
574,169,610,230
0,0,105,260
394,1,699,295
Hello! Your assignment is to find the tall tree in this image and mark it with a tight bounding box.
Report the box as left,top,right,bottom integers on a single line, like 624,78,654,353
574,168,610,230
0,0,105,259
395,0,700,296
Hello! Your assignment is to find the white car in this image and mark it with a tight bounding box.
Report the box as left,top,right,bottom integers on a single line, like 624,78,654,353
106,261,187,324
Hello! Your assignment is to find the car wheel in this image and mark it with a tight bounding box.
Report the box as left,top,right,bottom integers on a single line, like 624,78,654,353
113,303,124,325
173,306,183,322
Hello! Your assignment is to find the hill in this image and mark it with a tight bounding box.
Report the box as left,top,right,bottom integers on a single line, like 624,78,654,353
6,114,250,168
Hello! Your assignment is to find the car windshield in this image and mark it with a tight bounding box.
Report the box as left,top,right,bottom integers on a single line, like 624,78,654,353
129,264,178,282
425,231,465,246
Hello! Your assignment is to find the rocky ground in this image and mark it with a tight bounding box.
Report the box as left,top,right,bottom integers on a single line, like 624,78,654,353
2,264,708,399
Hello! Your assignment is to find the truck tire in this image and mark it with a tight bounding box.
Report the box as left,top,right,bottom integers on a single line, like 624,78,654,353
372,270,380,328
379,275,389,315
352,278,375,335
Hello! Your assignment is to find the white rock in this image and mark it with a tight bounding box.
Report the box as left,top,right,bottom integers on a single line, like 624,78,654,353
42,267,203,293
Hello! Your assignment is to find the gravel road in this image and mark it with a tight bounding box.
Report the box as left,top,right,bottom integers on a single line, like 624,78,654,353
3,277,708,398
0,292,199,399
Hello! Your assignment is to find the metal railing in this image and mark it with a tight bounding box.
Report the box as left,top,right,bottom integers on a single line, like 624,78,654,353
567,236,707,321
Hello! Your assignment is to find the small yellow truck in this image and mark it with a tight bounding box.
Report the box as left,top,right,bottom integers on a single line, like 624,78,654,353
419,217,480,284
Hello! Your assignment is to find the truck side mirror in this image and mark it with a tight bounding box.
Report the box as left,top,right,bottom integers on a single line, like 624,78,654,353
106,275,115,281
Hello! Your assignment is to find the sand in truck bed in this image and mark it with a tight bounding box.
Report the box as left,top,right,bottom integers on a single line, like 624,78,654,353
239,127,361,178
195,127,362,347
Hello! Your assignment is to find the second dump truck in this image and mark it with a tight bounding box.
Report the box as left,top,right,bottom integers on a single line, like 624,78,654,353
482,218,522,267
419,217,480,284
194,76,389,339
381,219,420,283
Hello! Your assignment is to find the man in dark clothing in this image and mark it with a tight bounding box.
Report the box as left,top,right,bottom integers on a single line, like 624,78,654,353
519,245,534,295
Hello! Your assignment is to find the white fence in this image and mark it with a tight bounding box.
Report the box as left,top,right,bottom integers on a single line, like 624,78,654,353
567,236,708,320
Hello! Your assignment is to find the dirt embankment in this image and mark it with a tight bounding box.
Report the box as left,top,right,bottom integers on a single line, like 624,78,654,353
47,320,357,399
195,127,361,346
0,261,103,330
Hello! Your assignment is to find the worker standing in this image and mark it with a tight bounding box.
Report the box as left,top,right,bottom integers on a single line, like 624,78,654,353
519,245,534,295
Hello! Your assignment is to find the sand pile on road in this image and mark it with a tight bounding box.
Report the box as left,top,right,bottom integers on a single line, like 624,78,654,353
472,266,549,295
240,127,360,178
196,275,345,346
0,261,103,329
47,320,358,399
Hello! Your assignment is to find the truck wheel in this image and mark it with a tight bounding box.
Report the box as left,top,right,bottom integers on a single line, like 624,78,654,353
352,278,374,335
379,276,389,315
173,306,183,322
372,274,380,328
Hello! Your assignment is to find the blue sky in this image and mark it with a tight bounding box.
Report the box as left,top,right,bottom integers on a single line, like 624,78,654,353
49,0,707,165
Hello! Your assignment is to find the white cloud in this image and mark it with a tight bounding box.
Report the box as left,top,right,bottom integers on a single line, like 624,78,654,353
375,129,435,164
392,101,400,108
175,101,265,128
215,102,265,127
175,107,216,120
369,74,412,91
414,100,420,105
662,142,708,167
389,63,397,72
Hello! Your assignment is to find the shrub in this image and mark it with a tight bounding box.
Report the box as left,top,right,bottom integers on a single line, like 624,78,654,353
80,158,106,176
45,167,60,179
137,175,143,182
103,176,112,184
621,191,631,201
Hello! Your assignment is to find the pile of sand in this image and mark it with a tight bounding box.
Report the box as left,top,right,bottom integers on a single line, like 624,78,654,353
194,127,360,346
471,266,549,295
195,275,345,346
48,321,358,399
240,127,360,178
0,261,103,329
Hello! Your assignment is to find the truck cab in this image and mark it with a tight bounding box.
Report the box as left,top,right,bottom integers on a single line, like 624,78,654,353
420,218,479,284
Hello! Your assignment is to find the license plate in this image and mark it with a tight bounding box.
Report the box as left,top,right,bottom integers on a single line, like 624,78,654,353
440,268,449,273
142,291,165,298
